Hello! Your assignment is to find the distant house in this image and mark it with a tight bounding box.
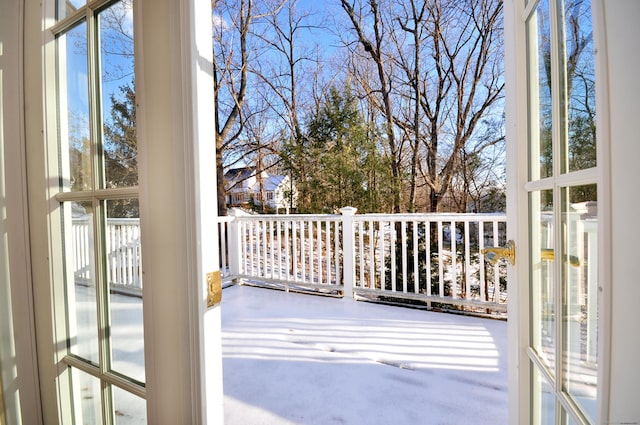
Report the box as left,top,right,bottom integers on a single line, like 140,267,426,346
224,167,297,213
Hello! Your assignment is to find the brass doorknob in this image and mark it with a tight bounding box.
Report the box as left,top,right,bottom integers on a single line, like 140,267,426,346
481,240,516,266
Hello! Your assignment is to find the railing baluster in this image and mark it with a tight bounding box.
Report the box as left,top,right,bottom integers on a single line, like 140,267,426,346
126,224,132,286
292,220,298,285
401,220,407,294
464,220,471,301
451,220,457,299
277,220,283,281
316,221,322,284
334,220,340,286
391,220,397,293
358,221,364,287
312,220,317,284
220,221,227,277
249,221,260,276
379,221,385,291
413,220,419,294
368,220,376,289
493,220,500,302
285,220,291,283
438,220,444,297
301,220,306,283
479,221,486,302
269,221,274,278
116,224,122,286
325,221,331,285
425,220,431,297
241,220,247,276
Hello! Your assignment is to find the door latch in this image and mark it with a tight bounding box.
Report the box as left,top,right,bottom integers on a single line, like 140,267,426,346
207,271,222,307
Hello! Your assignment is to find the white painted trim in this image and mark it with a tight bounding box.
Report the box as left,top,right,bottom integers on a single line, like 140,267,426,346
20,0,79,422
0,1,43,423
597,2,640,423
172,0,223,421
591,1,611,422
523,168,599,192
137,0,221,422
504,0,531,423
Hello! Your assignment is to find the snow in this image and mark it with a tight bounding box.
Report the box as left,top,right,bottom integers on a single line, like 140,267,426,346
79,283,507,423
222,285,508,425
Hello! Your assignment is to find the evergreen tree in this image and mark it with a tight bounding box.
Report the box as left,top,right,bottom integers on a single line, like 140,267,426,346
103,82,138,217
285,85,393,213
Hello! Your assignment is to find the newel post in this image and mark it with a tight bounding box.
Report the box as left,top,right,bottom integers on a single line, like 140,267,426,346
227,208,245,284
340,207,357,299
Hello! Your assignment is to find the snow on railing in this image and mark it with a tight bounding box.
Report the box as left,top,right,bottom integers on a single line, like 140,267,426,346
222,208,508,314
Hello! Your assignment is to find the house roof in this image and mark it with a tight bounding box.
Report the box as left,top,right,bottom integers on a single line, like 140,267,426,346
224,167,289,192
224,167,255,181
263,174,286,191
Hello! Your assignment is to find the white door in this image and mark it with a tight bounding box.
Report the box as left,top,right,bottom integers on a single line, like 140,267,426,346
46,1,148,421
506,0,602,423
29,0,223,422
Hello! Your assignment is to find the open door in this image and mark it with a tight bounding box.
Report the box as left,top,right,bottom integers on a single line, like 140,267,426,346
24,0,223,422
505,0,602,423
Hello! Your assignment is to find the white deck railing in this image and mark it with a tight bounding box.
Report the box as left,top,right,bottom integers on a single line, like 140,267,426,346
72,209,508,314
72,217,142,293
220,208,508,314
351,212,507,311
220,210,344,291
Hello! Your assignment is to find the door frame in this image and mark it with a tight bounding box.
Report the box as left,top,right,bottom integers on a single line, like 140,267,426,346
0,1,43,423
19,0,224,422
504,0,611,423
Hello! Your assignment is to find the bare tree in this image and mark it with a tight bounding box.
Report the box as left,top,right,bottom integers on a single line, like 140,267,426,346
252,0,321,143
212,0,284,214
340,0,504,213
249,0,330,211
340,0,403,213
212,0,253,214
417,0,504,212
392,0,427,211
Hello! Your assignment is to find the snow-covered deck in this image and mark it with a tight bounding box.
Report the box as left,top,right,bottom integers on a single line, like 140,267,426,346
222,285,508,425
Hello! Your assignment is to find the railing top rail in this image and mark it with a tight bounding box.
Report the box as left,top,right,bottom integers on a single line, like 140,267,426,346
72,217,141,224
231,214,343,222
353,212,506,222
220,212,506,223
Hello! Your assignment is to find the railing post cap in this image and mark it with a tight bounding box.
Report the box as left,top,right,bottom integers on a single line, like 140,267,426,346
339,206,358,215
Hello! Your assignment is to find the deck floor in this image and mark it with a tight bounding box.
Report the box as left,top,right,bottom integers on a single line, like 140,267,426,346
222,285,508,425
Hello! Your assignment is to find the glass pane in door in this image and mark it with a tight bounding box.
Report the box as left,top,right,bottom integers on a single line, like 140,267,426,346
113,386,146,424
524,1,599,424
564,0,596,173
99,1,137,189
57,0,87,21
58,22,92,193
532,365,556,425
561,184,597,422
527,0,553,180
54,0,145,422
105,199,145,383
530,189,555,375
71,368,103,425
64,200,99,364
